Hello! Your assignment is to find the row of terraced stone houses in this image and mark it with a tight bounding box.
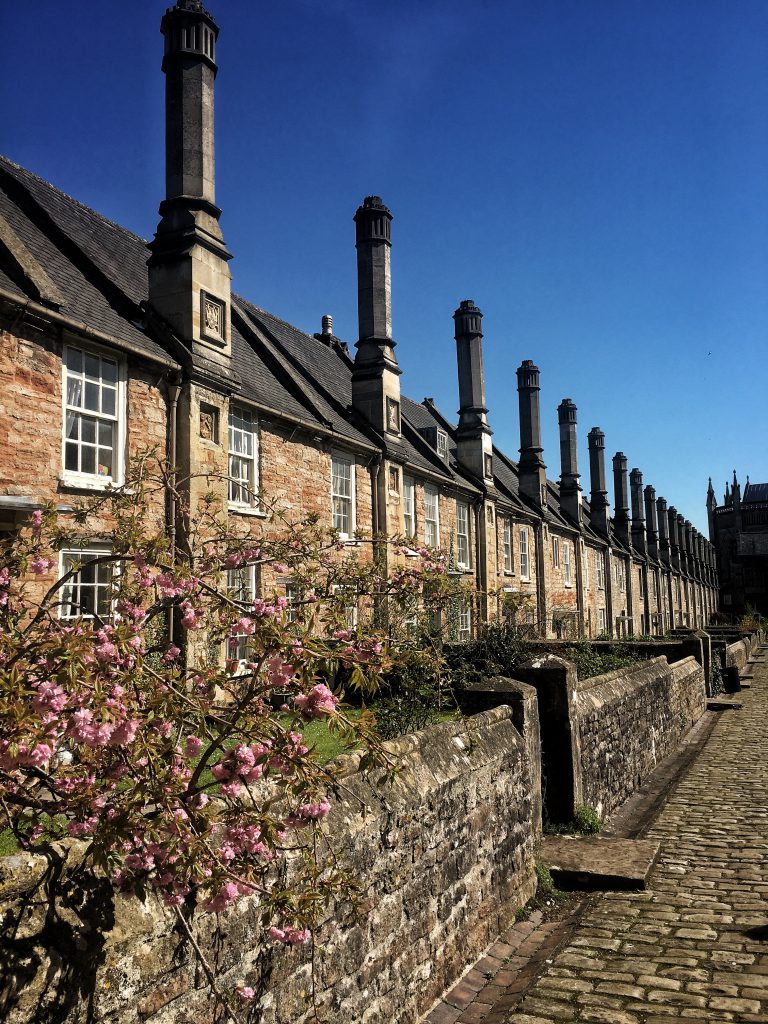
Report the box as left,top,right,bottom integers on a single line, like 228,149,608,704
0,0,718,640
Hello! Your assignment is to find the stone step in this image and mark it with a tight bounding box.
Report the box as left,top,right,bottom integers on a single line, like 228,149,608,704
708,698,743,710
541,835,660,892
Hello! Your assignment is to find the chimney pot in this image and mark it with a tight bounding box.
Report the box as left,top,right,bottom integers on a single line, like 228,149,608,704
321,314,333,336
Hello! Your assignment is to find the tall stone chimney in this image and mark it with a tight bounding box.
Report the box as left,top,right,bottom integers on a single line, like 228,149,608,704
557,399,581,524
351,196,402,436
612,453,630,546
657,496,669,560
677,514,688,574
454,300,493,482
668,506,681,571
644,485,659,559
148,0,233,363
630,468,646,556
587,427,610,535
516,361,547,508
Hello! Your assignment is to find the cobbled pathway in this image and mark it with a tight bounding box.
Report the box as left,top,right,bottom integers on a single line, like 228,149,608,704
429,646,768,1024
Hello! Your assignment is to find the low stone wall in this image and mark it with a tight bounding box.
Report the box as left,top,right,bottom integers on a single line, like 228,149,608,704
1,708,537,1024
724,631,761,671
575,655,707,820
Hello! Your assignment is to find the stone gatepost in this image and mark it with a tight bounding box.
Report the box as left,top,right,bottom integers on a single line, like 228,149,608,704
512,655,583,826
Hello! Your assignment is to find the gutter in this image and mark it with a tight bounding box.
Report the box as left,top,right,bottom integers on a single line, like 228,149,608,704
0,287,181,370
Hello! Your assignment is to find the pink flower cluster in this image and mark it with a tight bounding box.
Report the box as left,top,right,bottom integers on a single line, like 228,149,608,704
294,683,337,718
268,924,312,945
211,742,269,797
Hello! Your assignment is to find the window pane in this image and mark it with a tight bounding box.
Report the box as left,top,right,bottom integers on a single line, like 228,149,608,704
84,382,100,411
81,417,96,444
84,354,100,380
102,388,116,416
66,347,83,373
67,378,82,408
82,447,95,474
65,442,79,471
101,359,118,385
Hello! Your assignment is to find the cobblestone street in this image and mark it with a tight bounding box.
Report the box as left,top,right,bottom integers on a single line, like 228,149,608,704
428,646,768,1024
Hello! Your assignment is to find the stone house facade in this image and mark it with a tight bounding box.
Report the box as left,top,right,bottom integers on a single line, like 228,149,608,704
0,0,718,640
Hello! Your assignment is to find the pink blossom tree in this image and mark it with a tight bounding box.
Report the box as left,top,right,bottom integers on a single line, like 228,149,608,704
0,455,461,1015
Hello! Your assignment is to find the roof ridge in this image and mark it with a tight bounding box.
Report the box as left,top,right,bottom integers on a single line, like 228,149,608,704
0,155,150,247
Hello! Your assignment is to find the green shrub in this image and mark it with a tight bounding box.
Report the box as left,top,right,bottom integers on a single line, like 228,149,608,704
573,805,601,834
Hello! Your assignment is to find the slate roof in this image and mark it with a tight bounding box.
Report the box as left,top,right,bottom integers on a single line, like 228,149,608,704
743,482,768,503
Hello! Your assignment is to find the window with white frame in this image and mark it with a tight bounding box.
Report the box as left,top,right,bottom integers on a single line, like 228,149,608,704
598,607,607,633
596,550,605,590
59,546,113,620
227,564,257,665
456,501,470,569
331,454,355,538
403,476,416,538
582,542,589,590
458,598,471,641
63,345,124,484
552,536,561,569
563,540,572,586
228,405,258,506
285,582,302,625
620,562,626,593
424,485,440,547
519,527,530,580
332,584,358,630
503,518,513,573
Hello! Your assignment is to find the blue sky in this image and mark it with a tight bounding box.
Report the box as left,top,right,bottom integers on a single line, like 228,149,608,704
3,0,767,532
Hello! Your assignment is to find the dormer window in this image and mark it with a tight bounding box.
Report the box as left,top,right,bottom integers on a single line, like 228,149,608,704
436,430,448,461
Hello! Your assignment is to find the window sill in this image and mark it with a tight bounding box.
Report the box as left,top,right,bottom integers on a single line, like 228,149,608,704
502,571,515,577
228,504,266,519
59,476,123,494
520,576,531,584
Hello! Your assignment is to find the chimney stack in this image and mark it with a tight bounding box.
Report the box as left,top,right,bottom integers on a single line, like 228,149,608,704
587,427,610,535
454,301,493,482
668,506,681,570
351,197,402,436
612,453,630,546
148,0,233,362
657,496,669,560
644,485,659,559
516,361,547,508
557,399,581,524
630,468,646,556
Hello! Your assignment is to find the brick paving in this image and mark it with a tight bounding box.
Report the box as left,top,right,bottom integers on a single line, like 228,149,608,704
426,645,768,1023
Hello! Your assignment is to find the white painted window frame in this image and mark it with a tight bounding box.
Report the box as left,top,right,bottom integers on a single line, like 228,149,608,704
331,452,356,539
61,343,126,489
424,484,440,548
228,404,259,509
563,540,572,586
456,501,470,569
519,527,530,581
403,475,416,538
58,544,114,620
503,517,513,573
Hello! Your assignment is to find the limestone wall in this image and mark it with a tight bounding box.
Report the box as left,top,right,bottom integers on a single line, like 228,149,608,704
1,708,537,1024
574,655,707,820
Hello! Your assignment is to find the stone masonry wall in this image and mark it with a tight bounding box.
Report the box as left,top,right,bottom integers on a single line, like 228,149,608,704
1,708,537,1024
574,654,707,820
